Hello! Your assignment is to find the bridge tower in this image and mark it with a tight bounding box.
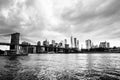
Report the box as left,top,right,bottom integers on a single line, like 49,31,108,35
10,33,20,54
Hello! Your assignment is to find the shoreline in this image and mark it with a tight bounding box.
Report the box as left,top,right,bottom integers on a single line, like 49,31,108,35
0,52,120,56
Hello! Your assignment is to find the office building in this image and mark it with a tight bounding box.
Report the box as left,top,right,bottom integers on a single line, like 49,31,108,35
52,40,56,46
65,39,67,44
64,39,67,48
99,41,110,48
65,44,69,48
55,43,59,47
43,40,49,52
58,42,63,48
74,38,77,48
71,36,73,48
86,39,92,50
107,42,110,48
43,40,49,46
91,42,94,48
37,41,41,46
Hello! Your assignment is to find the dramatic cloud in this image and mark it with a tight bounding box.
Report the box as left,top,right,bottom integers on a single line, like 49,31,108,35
0,0,120,49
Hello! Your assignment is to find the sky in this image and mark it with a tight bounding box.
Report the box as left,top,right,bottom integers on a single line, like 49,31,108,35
0,0,120,49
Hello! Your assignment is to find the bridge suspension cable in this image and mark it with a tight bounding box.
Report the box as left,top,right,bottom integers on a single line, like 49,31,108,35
0,33,37,44
0,33,11,37
21,37,36,44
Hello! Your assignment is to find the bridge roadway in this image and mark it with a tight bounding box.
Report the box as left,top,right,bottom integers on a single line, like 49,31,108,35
0,42,75,50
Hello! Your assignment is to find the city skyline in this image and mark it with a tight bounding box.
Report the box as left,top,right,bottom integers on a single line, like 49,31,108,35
0,33,112,50
0,0,120,49
0,33,119,50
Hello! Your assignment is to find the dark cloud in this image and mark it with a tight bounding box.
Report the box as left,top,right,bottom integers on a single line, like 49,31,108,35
25,0,34,7
62,0,120,24
0,0,46,38
0,0,12,8
99,0,120,17
60,0,120,42
0,0,120,47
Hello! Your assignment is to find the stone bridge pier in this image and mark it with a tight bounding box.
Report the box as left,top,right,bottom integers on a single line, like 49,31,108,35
10,33,20,54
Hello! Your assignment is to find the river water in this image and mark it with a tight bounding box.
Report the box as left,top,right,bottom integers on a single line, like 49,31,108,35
0,53,120,80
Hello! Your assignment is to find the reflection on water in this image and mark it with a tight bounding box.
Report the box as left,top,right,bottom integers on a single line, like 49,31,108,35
0,53,120,80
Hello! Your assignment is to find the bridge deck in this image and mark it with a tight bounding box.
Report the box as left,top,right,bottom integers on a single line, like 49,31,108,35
0,42,77,50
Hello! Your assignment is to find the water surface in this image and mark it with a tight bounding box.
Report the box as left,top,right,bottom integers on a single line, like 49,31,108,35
0,53,120,80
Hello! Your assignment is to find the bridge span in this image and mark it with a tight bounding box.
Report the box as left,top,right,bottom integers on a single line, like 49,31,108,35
0,33,79,55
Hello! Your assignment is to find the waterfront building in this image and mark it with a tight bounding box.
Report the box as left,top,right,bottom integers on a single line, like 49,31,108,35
77,40,79,49
52,40,56,46
74,38,77,48
71,36,73,48
43,40,49,52
94,45,98,48
43,40,49,46
86,39,92,50
81,44,83,49
64,39,67,48
58,42,63,48
55,43,59,47
107,42,110,48
99,41,110,48
91,42,94,48
65,39,67,44
37,41,41,46
65,44,69,48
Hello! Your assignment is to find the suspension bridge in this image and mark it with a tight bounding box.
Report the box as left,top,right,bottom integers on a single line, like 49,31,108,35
0,33,79,55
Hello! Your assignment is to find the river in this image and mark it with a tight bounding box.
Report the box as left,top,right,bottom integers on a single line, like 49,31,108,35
0,53,120,80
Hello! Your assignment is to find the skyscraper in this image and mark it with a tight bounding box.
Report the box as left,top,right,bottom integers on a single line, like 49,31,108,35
43,40,49,46
74,38,77,48
37,41,41,46
107,42,110,48
65,39,67,44
71,36,73,48
58,42,63,48
77,40,79,49
86,39,92,50
52,40,55,46
99,41,110,48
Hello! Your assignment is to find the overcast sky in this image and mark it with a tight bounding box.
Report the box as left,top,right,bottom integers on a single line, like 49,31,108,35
0,0,120,49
